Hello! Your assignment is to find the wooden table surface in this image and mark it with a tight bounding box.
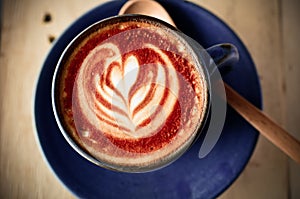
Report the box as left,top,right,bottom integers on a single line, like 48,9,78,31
1,0,299,198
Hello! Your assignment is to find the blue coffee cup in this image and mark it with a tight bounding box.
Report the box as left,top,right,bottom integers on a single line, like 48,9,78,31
52,14,239,173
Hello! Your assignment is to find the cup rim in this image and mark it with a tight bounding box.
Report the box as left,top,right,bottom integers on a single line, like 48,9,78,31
51,14,211,173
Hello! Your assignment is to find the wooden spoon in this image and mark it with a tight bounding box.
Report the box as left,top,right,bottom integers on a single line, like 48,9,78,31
119,0,300,164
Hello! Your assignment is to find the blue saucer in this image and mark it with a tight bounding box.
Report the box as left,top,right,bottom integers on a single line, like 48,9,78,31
34,0,262,198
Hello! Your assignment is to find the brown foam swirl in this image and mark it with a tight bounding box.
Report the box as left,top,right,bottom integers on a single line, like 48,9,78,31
75,43,179,139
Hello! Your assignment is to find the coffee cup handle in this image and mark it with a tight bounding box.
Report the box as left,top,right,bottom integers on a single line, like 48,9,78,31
206,43,239,75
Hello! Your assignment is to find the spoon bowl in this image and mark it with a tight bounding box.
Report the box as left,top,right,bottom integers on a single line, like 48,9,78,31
119,0,176,26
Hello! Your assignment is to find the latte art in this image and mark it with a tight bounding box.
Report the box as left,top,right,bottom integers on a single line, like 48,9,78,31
76,43,179,139
54,17,208,171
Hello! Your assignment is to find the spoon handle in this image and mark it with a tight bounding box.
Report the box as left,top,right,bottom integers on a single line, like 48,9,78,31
225,83,300,164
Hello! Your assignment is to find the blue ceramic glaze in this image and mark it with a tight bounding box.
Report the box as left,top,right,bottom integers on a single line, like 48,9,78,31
34,0,262,198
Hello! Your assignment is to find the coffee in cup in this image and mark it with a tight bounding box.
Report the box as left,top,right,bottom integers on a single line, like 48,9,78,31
52,15,209,172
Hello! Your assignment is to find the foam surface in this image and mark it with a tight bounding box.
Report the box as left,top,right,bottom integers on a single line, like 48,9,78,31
56,17,208,171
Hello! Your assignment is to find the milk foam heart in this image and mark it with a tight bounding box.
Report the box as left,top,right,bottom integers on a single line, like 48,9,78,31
76,42,179,139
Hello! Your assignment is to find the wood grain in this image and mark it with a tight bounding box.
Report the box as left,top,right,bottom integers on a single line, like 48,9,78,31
0,0,299,198
281,0,300,198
